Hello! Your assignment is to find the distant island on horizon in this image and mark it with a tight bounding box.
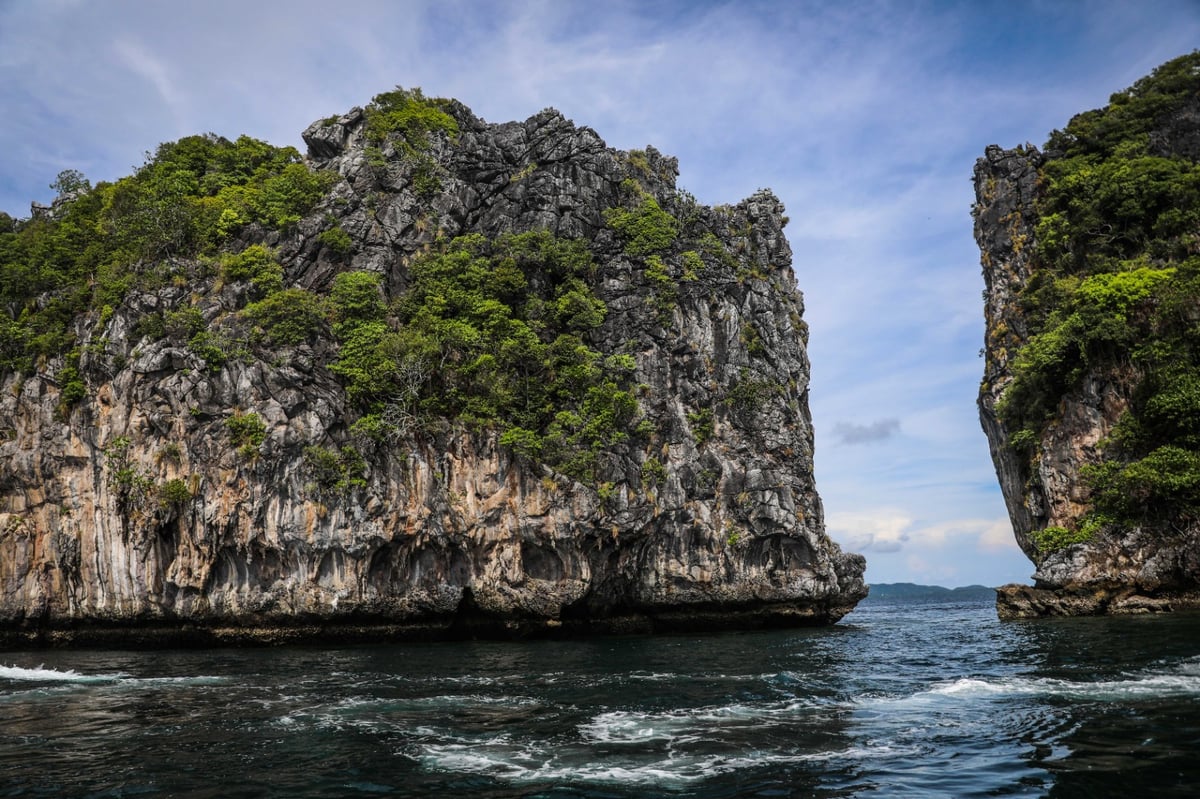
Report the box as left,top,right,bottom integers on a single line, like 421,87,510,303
860,583,996,603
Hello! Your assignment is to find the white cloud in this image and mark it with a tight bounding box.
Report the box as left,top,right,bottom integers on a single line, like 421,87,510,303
112,38,184,123
978,518,1020,554
827,509,913,554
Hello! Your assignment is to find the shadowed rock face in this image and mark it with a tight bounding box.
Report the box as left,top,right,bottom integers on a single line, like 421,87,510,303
0,97,865,646
975,101,1200,620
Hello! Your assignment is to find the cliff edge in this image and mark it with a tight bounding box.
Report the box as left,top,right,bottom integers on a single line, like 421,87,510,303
975,54,1200,619
0,89,865,645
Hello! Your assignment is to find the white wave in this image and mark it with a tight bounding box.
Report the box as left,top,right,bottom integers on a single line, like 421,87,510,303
924,677,1040,698
910,668,1200,703
0,665,230,691
0,664,126,683
623,671,684,682
1176,657,1200,676
418,740,912,785
125,675,227,687
410,693,543,707
579,697,826,744
580,711,681,743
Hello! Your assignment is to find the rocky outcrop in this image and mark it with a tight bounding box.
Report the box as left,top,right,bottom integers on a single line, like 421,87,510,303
0,95,865,645
974,144,1046,564
974,57,1200,619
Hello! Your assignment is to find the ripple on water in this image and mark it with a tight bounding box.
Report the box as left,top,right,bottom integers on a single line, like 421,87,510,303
5,601,1200,797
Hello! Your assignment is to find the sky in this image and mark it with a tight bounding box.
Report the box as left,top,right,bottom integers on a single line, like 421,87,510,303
2,0,1198,588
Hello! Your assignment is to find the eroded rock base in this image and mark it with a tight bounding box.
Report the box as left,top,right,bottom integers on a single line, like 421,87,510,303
0,599,858,649
996,583,1200,620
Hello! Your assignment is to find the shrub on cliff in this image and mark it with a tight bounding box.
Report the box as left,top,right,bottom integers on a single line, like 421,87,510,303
243,288,327,346
363,87,458,150
605,181,679,256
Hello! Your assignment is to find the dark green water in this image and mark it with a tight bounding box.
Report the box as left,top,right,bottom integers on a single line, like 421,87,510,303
3,598,1199,797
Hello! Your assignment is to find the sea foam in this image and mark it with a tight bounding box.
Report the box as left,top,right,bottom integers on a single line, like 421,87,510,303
0,664,125,683
917,667,1200,702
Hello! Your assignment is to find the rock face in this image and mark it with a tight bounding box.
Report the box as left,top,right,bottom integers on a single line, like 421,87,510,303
0,95,865,645
974,56,1200,620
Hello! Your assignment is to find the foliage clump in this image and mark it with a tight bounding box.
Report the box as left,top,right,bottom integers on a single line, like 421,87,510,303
159,478,194,508
303,445,367,496
104,435,154,517
1029,525,1094,555
226,411,267,458
243,288,327,346
0,134,333,375
220,245,283,297
361,87,458,197
605,181,679,257
329,231,639,481
363,87,459,149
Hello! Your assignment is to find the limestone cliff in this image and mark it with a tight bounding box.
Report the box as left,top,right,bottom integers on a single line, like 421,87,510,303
975,54,1200,619
0,90,865,645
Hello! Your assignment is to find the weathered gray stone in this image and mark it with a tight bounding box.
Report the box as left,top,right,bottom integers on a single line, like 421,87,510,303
976,134,1200,619
0,96,865,646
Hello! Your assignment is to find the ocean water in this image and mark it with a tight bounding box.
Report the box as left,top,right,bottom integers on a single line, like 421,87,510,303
2,596,1200,798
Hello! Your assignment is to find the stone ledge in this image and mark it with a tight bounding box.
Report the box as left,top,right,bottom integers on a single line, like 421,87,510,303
996,583,1200,620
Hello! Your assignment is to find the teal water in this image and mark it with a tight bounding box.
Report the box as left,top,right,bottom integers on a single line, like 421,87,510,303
2,597,1200,797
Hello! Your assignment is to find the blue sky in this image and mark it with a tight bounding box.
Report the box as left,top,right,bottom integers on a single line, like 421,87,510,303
2,0,1198,587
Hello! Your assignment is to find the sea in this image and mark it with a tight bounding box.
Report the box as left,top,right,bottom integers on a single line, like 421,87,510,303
2,593,1200,798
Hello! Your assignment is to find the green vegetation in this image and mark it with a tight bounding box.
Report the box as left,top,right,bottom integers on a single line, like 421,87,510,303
361,87,457,198
188,329,235,372
303,445,368,496
243,288,327,346
319,225,354,257
329,231,639,481
604,180,692,325
163,306,206,341
605,181,679,256
640,456,666,488
1029,525,1095,555
104,435,154,517
0,91,765,500
0,133,332,378
220,245,283,296
158,478,194,508
741,321,766,357
226,411,267,458
1085,445,1200,525
643,255,676,322
363,87,458,149
727,369,779,417
998,51,1200,530
57,351,85,411
687,407,715,445
997,265,1176,438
